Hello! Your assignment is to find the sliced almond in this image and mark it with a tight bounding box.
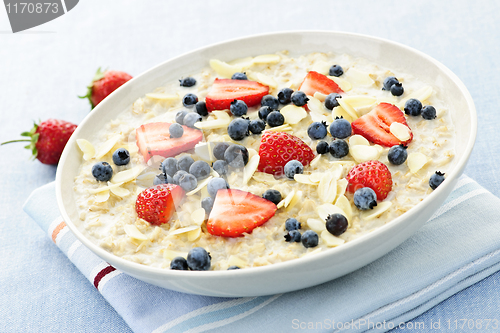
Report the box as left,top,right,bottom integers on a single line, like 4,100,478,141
94,190,110,202
309,154,322,168
281,105,307,125
163,249,188,260
337,99,359,120
311,60,331,74
88,182,125,194
95,135,121,159
191,208,206,225
110,165,146,184
318,173,337,204
286,190,303,211
228,255,247,268
109,185,130,197
306,218,326,233
390,122,411,141
329,164,343,181
332,106,354,123
209,59,244,78
342,96,377,108
329,76,352,92
350,145,381,163
307,96,329,115
243,155,260,185
186,176,213,196
336,180,349,202
76,139,95,160
398,86,433,108
317,203,347,221
407,152,430,174
195,142,216,162
309,172,323,183
344,68,374,86
195,118,230,130
246,71,277,89
294,174,318,185
313,92,328,102
187,227,202,242
145,93,179,102
169,225,199,236
349,134,369,147
283,189,296,208
228,56,254,68
321,230,346,247
264,124,293,132
252,54,280,65
124,224,148,241
361,201,392,220
335,194,352,222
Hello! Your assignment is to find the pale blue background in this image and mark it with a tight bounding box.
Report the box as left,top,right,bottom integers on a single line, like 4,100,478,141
1,0,499,332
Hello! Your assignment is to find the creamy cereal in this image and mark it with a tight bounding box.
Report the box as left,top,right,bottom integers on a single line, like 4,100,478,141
73,51,455,270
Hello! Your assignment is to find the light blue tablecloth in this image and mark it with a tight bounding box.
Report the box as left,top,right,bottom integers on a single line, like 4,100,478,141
2,1,500,332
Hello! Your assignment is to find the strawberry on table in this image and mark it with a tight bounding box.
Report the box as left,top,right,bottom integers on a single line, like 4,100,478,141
135,184,185,225
298,71,344,96
346,160,393,200
136,122,203,162
2,119,77,165
207,189,277,237
258,131,315,176
205,79,269,111
80,68,133,108
351,102,413,147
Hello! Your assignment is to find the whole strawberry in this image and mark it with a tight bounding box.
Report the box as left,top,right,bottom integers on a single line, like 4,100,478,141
258,131,315,176
2,119,77,165
80,68,132,108
346,160,393,200
135,184,185,225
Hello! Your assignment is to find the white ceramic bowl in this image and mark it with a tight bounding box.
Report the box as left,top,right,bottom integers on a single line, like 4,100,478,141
56,31,476,297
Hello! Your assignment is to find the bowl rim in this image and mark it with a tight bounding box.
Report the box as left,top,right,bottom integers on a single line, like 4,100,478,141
56,30,477,280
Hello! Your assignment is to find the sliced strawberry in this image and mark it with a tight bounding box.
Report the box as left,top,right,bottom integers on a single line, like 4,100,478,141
205,79,269,111
135,184,185,225
136,122,203,162
346,160,393,200
298,71,343,96
258,131,315,176
207,189,277,237
351,102,413,147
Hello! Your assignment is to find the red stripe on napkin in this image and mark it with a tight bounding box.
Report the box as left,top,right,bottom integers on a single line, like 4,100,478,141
94,265,116,289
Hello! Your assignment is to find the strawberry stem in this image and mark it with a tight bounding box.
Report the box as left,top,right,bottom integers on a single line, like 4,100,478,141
1,139,31,145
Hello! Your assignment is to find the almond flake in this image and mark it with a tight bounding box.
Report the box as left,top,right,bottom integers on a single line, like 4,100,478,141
350,145,381,163
309,154,322,168
163,249,188,260
187,227,202,242
110,165,146,184
109,185,130,197
88,182,125,194
336,179,348,201
390,122,411,141
329,76,352,92
332,105,354,123
313,92,327,102
337,99,359,120
321,230,345,247
398,86,433,108
169,225,199,236
228,255,247,268
124,224,148,241
342,96,377,108
209,59,244,78
76,139,95,160
246,71,278,89
145,93,179,102
318,173,337,204
344,68,374,86
252,54,280,65
186,176,213,196
306,218,326,233
95,135,121,159
407,152,430,174
195,142,216,162
361,201,392,220
281,105,307,125
243,155,260,184
286,190,303,211
228,56,254,68
264,124,293,132
310,60,331,74
191,208,206,225
309,172,323,183
307,96,329,115
294,174,317,185
334,194,352,222
283,189,296,208
94,190,110,202
317,203,347,221
194,118,231,130
349,134,370,146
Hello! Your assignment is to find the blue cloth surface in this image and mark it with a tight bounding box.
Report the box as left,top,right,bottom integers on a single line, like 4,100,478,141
2,0,500,332
21,177,500,332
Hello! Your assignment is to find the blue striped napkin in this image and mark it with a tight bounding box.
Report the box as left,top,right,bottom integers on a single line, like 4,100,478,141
23,175,500,333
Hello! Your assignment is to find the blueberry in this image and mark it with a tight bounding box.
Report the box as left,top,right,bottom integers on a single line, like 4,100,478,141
404,98,422,116
307,121,328,140
284,230,301,242
316,141,329,155
170,257,189,270
277,88,293,105
329,117,352,139
258,106,273,121
183,112,202,128
112,148,130,166
284,160,304,179
201,197,214,213
266,111,285,127
175,110,189,124
231,72,247,80
227,266,241,270
421,105,437,120
285,218,301,231
388,144,408,165
301,230,319,248
195,101,208,117
212,160,228,176
178,173,198,192
383,76,399,90
429,171,445,190
249,119,266,134
179,77,196,87
177,155,194,172
169,123,184,138
153,173,172,185
291,91,309,106
262,189,281,205
207,177,229,197
92,162,113,181
172,170,188,185
261,95,279,110
353,187,377,210
189,160,211,180
230,99,248,117
186,247,211,271
213,142,230,160
161,157,178,176
182,93,198,107
329,139,349,158
329,64,344,77
224,144,249,168
227,118,249,141
390,82,404,96
325,213,348,236
324,93,342,110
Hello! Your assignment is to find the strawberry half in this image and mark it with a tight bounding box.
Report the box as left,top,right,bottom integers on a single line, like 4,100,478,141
298,71,343,96
346,160,393,200
207,189,277,237
135,184,185,225
205,79,269,111
351,102,413,147
136,122,203,162
258,131,315,176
